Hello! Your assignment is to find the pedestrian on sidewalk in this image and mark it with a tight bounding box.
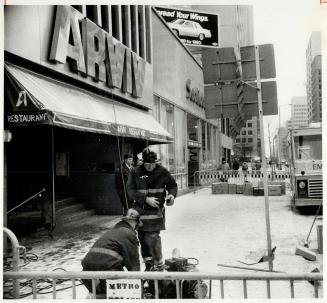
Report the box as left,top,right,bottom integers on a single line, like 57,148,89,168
242,161,248,181
218,158,230,181
127,148,178,271
115,153,134,215
81,208,142,298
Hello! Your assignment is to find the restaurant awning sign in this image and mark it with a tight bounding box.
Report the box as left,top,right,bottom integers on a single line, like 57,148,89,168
154,6,219,48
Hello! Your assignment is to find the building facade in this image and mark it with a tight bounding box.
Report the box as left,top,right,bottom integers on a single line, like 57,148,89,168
274,126,289,164
291,96,309,128
4,5,224,232
306,31,322,123
234,117,260,161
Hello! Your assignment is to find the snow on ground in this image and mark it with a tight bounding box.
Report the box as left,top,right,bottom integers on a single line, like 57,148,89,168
161,187,323,299
4,186,323,299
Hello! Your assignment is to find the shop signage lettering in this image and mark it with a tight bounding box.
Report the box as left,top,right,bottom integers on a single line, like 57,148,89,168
7,112,48,123
117,125,146,138
49,6,146,98
186,79,205,108
188,140,201,148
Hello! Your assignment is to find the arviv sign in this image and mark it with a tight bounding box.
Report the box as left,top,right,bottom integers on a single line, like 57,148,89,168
49,6,146,98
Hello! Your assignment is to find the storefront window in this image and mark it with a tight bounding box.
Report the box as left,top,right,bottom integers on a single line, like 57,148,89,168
201,120,207,169
175,107,186,174
160,99,175,172
187,114,199,142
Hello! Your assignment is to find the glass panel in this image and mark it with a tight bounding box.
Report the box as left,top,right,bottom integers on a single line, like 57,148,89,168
187,114,198,141
160,99,175,172
175,107,186,174
202,120,206,164
294,134,322,160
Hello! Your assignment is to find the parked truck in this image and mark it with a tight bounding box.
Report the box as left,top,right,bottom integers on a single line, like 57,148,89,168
289,123,322,208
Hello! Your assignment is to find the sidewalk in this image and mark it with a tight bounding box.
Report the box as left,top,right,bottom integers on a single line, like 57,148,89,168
3,186,323,299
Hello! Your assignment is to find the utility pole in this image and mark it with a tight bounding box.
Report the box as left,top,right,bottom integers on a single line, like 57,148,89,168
268,122,274,181
255,45,273,272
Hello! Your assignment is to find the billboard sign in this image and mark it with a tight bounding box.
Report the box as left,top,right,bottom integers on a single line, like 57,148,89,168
154,6,219,48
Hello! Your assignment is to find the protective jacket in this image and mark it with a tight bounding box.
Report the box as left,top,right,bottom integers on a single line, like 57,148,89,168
81,221,140,271
127,164,178,232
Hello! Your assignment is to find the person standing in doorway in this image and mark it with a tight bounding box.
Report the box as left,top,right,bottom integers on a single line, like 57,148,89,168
115,153,134,216
127,148,178,271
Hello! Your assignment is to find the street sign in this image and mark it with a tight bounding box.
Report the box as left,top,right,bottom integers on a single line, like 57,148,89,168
242,81,278,117
204,81,278,118
240,44,276,80
202,48,237,83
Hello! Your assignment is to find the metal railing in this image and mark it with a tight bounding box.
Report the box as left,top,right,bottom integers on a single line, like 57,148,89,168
3,270,323,299
7,188,46,214
171,172,187,189
3,227,26,299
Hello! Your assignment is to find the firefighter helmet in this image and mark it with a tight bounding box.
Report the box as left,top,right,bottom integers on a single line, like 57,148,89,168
142,148,158,163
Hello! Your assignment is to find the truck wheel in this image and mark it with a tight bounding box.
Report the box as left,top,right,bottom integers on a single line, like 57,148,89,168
199,33,205,41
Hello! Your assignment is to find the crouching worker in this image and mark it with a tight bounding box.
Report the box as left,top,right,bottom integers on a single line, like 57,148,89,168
81,209,142,298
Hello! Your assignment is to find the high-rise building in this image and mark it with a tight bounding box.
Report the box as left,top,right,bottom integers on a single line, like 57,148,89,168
234,117,260,160
291,97,309,128
306,31,322,123
276,126,289,163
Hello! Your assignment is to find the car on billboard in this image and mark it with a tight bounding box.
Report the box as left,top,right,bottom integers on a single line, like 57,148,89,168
168,19,212,41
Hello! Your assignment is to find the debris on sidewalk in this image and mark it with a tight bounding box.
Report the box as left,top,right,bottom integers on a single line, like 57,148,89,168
295,246,317,261
238,246,276,265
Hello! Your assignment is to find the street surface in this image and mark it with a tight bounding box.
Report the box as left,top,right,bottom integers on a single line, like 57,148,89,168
4,185,323,299
162,186,323,299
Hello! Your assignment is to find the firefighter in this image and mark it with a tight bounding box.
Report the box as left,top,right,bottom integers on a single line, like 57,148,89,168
81,208,142,297
127,148,178,270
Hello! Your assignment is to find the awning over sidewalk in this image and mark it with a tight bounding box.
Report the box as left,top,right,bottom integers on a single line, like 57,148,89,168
5,63,173,144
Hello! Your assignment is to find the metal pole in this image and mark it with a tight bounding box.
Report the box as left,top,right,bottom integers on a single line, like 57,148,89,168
254,45,273,271
278,105,281,169
51,127,56,231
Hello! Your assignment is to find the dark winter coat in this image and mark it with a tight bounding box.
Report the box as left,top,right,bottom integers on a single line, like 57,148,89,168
81,221,140,272
232,160,240,171
115,163,132,196
127,164,178,232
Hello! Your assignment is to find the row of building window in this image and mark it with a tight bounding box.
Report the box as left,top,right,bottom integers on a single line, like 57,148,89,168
236,137,253,143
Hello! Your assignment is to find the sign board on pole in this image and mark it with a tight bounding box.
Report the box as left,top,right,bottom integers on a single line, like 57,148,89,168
202,48,237,82
154,6,219,48
204,81,278,118
106,279,142,299
241,44,276,80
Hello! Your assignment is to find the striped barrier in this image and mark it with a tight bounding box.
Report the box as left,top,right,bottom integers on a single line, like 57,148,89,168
194,170,290,187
